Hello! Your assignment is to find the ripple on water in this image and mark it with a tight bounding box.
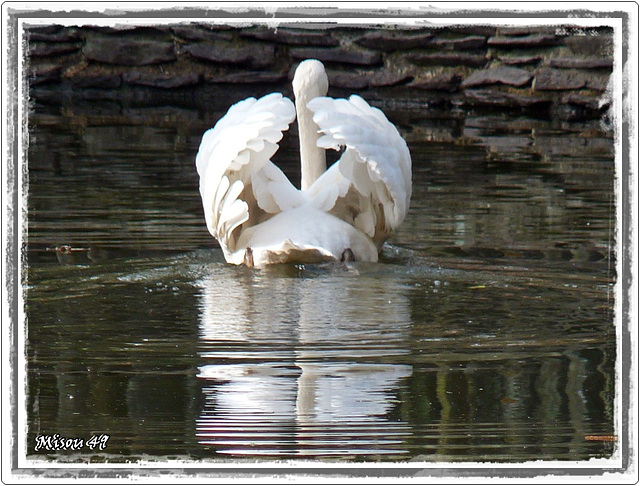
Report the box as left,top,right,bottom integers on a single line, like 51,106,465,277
196,362,413,458
25,102,617,463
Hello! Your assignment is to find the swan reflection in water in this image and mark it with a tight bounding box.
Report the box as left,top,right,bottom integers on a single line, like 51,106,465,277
194,264,413,458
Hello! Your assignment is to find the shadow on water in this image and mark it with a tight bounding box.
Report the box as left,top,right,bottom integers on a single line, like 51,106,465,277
24,91,616,463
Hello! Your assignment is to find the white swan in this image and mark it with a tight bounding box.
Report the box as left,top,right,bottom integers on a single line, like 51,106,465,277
195,59,412,267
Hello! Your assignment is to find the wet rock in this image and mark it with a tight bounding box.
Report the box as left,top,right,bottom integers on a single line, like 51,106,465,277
462,66,533,88
27,25,62,36
405,52,487,67
464,89,550,108
241,27,339,47
498,26,559,36
549,58,613,69
29,42,81,57
171,25,234,42
327,71,369,90
28,27,83,42
195,23,237,32
561,93,602,110
353,31,433,52
83,38,176,65
369,69,413,87
205,71,287,84
533,68,589,91
487,34,559,48
430,36,487,51
290,47,382,66
441,26,497,37
184,42,275,69
411,71,461,92
71,74,122,89
122,72,201,89
549,103,590,121
25,23,614,125
499,55,542,65
85,25,170,35
585,73,610,91
29,63,62,85
565,35,613,57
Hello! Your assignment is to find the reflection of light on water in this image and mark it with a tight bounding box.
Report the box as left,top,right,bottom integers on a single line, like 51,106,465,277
294,362,411,423
194,265,413,457
196,362,412,456
196,269,254,342
197,363,299,416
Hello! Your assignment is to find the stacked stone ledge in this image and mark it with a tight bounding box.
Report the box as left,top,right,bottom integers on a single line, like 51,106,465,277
27,23,613,121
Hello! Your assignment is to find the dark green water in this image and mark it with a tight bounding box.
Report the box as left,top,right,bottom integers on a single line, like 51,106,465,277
25,95,616,463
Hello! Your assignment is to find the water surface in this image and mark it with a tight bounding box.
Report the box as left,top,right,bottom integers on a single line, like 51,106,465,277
25,92,616,463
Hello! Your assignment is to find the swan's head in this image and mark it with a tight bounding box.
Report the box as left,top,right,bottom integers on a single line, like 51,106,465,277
292,59,329,102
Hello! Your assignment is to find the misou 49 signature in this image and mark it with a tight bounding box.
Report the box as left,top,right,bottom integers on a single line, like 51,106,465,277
34,434,109,452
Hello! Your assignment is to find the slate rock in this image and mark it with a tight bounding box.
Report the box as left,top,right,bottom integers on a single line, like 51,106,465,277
290,47,382,66
195,23,238,32
565,35,612,57
429,36,487,51
27,25,62,36
464,89,550,108
549,103,590,121
28,63,62,85
71,74,122,89
561,93,601,110
534,68,589,91
354,31,433,52
462,66,533,88
171,25,234,42
85,25,170,35
205,71,287,84
549,58,613,69
440,26,497,37
28,27,82,42
184,42,275,69
585,73,610,91
499,55,542,66
411,71,461,92
369,69,413,87
406,52,487,67
29,42,81,57
327,71,369,90
498,26,559,36
83,38,176,65
487,34,559,48
122,72,201,88
241,27,339,47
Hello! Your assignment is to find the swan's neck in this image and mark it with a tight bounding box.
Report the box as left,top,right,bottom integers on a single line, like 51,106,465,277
293,60,328,191
296,96,326,190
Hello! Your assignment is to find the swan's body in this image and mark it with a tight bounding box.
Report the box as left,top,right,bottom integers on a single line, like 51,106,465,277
195,59,412,267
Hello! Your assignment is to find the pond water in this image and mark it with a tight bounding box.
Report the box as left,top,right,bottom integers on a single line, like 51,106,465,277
24,88,617,464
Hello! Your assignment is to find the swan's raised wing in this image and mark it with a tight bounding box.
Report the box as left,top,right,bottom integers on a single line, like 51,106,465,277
308,95,412,247
195,93,298,259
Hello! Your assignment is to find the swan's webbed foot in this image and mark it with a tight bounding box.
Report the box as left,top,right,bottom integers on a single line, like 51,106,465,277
340,248,356,263
244,247,254,267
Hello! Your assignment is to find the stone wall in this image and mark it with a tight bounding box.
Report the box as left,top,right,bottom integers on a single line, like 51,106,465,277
27,22,613,120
